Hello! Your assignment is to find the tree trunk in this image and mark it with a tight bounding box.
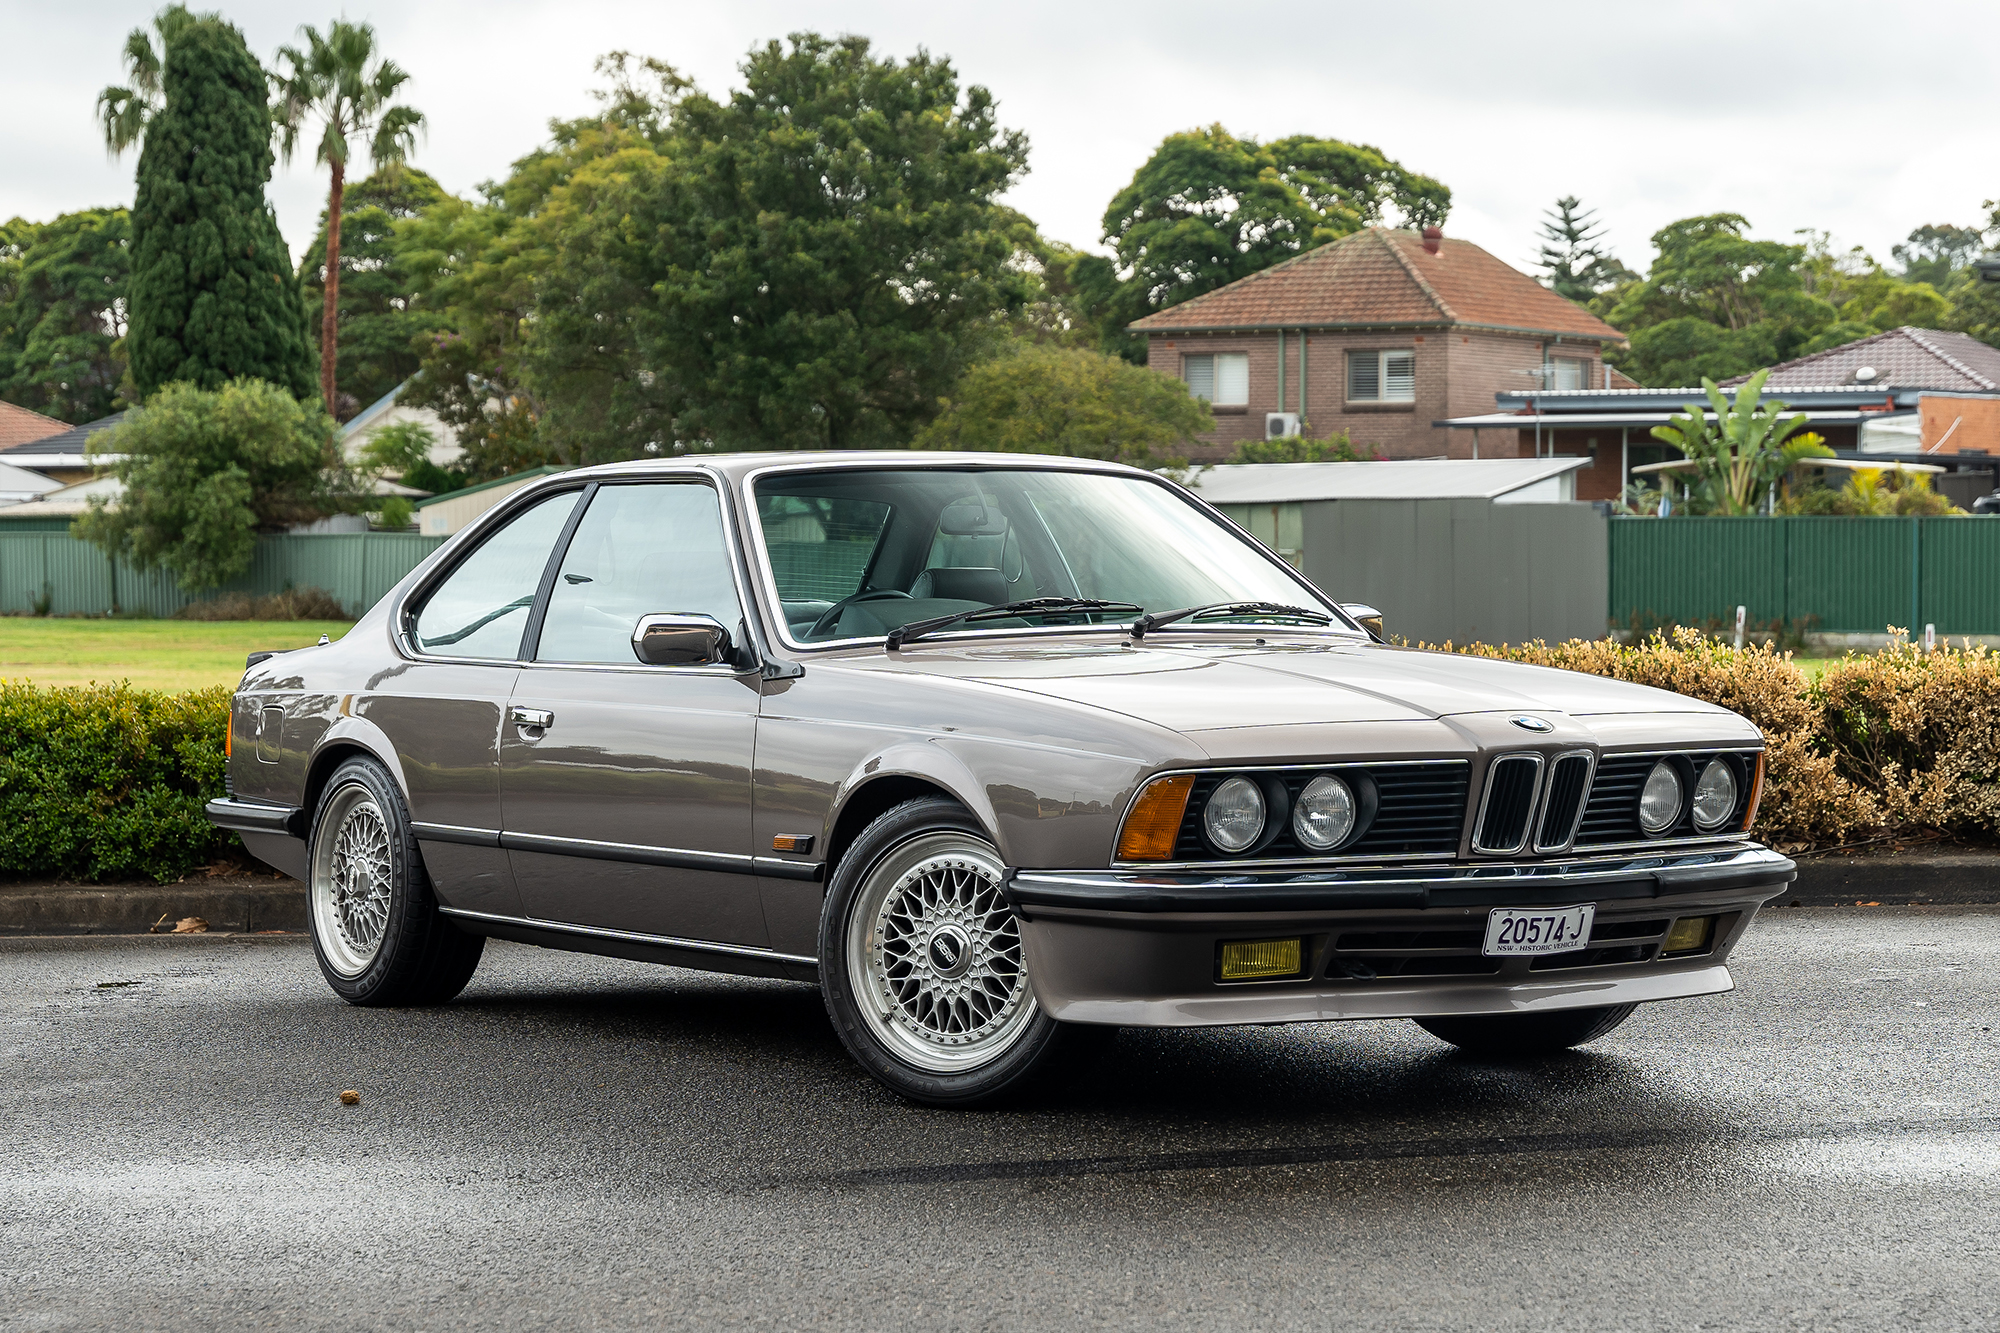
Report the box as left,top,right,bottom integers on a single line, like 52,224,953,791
320,160,345,412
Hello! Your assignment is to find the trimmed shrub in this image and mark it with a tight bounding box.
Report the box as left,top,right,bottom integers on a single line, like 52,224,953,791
0,681,236,882
173,587,350,621
1436,628,2000,850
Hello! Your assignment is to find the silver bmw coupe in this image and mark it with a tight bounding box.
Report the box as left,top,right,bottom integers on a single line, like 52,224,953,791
208,453,1795,1104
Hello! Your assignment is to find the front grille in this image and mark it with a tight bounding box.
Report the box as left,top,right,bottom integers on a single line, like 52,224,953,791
1170,762,1468,862
1475,755,1540,852
1535,753,1592,850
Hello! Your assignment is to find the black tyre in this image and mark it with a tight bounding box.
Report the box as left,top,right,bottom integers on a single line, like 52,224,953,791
306,756,484,1006
1413,1003,1637,1056
819,797,1080,1107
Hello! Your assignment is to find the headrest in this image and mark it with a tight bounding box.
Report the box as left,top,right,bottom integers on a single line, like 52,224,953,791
909,566,1006,604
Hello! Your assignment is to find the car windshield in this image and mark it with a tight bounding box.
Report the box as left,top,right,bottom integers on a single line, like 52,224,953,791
753,467,1337,643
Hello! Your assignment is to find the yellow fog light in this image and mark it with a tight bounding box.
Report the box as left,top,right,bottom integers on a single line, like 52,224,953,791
1218,937,1303,981
1663,916,1715,955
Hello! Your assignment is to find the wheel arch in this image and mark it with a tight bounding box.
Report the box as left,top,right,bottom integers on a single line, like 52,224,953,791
823,751,1000,881
303,719,411,830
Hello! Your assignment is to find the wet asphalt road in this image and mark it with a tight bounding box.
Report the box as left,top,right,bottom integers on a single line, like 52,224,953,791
3,907,1996,1332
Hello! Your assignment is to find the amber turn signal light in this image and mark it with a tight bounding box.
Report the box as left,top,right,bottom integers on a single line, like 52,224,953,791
1741,751,1766,832
1219,937,1304,981
1116,774,1195,860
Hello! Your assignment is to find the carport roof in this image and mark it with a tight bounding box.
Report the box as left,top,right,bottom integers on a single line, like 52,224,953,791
1189,457,1589,504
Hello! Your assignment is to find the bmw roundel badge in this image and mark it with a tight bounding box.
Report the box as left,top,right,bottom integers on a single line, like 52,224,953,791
1509,715,1555,732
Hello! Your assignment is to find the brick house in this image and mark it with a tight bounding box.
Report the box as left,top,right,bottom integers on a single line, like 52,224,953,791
1129,226,1625,463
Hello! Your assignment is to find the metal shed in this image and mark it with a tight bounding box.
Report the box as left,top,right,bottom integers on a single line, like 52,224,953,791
1195,458,1605,646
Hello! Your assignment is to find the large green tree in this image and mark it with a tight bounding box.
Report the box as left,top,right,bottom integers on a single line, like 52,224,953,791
910,344,1212,466
571,33,1034,452
272,20,424,414
125,16,315,401
1894,223,1984,289
0,209,132,423
396,53,679,478
75,378,345,591
1089,126,1450,360
297,165,451,415
1605,216,1958,385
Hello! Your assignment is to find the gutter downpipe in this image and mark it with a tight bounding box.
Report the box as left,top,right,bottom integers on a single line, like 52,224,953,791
1299,329,1308,423
1277,329,1286,420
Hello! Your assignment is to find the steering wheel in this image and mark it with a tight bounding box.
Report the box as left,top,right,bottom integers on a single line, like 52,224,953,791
806,588,911,639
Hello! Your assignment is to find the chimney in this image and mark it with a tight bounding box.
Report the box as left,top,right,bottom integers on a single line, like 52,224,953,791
1421,225,1443,255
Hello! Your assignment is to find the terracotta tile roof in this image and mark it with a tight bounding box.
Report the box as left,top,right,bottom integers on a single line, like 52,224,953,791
0,399,69,450
1721,326,2000,392
0,412,124,457
1128,227,1626,342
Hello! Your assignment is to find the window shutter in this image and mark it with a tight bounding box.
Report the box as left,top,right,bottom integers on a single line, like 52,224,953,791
1184,355,1215,401
1215,353,1250,406
1348,351,1379,401
1384,351,1416,402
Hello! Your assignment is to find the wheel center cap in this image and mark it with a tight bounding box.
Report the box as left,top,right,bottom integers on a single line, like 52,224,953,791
927,925,972,978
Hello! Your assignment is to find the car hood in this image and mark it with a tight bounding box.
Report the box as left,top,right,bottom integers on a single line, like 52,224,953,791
857,637,1728,735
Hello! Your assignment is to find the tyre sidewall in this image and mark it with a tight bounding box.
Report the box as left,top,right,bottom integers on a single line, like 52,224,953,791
308,757,431,1004
819,797,1063,1106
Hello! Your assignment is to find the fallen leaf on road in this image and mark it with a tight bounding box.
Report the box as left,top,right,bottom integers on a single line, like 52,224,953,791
171,917,209,933
339,1090,360,1106
1855,901,1881,908
149,914,171,934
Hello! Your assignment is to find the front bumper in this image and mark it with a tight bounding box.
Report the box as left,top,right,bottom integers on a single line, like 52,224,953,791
1006,846,1794,1027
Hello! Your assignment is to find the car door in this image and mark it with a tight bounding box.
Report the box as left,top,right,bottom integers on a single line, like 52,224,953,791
499,478,767,946
369,486,586,918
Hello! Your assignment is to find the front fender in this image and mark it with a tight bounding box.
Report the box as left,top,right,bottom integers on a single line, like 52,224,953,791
826,740,1003,854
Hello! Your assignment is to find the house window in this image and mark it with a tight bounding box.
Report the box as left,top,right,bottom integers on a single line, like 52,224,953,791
1184,352,1249,405
1347,349,1416,403
1548,357,1589,391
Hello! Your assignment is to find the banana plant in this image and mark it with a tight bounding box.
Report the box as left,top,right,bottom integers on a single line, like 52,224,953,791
1649,369,1831,515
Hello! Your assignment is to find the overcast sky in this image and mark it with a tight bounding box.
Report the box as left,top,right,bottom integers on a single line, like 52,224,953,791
4,0,1995,278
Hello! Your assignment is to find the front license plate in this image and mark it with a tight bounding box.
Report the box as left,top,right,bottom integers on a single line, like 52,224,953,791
1483,905,1595,956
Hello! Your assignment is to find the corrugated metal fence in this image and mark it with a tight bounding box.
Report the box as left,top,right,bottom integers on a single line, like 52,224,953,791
1609,516,2000,634
0,532,446,618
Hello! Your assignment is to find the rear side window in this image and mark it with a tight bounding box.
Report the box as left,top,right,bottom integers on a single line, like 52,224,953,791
411,490,580,659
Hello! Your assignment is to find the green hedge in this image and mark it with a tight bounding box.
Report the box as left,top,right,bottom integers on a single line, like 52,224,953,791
0,681,236,882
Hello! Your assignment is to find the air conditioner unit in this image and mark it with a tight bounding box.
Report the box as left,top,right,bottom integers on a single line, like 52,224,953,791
1265,412,1300,440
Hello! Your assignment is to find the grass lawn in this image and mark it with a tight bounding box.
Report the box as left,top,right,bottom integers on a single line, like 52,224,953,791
0,619,353,691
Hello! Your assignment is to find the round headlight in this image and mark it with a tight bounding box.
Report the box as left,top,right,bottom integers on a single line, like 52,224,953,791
1692,759,1738,830
1292,774,1357,850
1638,760,1684,835
1203,776,1266,853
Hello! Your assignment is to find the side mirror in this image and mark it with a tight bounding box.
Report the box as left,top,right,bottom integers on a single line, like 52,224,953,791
632,613,732,666
1339,602,1385,643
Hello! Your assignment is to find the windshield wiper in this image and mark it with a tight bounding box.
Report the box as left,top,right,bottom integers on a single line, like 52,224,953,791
1129,600,1334,639
886,598,1144,650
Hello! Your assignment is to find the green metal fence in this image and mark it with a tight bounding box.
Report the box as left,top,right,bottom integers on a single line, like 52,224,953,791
1609,516,2000,635
0,532,446,618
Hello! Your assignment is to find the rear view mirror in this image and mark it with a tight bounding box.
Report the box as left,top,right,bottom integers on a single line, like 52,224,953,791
939,501,1009,537
632,613,732,666
1340,602,1385,642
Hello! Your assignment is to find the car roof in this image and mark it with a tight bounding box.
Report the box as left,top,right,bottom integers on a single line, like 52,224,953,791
556,450,1160,485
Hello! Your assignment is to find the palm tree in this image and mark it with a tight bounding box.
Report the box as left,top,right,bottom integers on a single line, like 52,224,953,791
271,21,423,413
96,4,199,156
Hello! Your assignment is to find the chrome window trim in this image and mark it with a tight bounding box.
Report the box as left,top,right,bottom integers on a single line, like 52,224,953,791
1531,748,1597,855
438,906,818,967
1471,752,1545,857
391,472,764,676
1110,759,1470,871
736,457,1361,654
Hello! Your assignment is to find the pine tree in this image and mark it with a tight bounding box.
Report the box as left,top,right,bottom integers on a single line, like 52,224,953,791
126,16,315,401
1537,196,1619,303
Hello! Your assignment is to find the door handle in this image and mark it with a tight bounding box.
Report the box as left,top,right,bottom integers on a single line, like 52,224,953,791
510,706,555,729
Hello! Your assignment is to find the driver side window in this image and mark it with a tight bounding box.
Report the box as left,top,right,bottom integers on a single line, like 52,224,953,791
411,489,581,659
535,482,741,665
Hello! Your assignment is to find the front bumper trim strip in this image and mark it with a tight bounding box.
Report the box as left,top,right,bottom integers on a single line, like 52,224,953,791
1007,846,1795,915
